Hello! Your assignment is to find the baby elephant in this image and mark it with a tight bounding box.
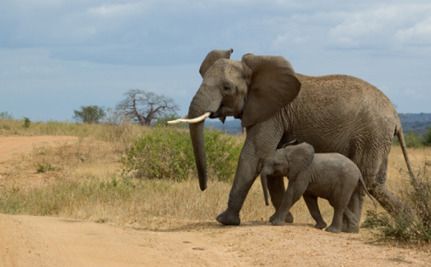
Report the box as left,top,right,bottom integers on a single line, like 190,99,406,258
261,142,371,233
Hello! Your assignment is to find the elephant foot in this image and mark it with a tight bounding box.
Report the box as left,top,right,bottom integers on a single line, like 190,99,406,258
216,210,240,225
285,212,294,223
341,221,359,233
341,224,359,233
269,213,286,226
325,225,341,233
314,221,327,230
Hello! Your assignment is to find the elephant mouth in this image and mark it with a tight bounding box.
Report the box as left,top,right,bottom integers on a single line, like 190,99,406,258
209,110,226,123
210,104,242,122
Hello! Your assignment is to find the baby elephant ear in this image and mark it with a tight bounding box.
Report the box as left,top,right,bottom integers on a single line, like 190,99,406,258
199,49,233,77
241,54,301,128
287,143,314,178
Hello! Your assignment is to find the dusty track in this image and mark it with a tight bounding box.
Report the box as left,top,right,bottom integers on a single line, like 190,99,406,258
0,136,430,266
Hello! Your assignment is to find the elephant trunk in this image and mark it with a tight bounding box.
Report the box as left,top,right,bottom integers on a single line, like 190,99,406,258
260,170,270,206
189,121,207,191
188,85,222,191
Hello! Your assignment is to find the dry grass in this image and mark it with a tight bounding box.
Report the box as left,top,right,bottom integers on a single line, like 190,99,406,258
1,123,430,233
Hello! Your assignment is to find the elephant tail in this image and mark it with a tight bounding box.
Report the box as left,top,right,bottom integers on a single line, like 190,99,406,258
359,175,378,209
395,126,419,187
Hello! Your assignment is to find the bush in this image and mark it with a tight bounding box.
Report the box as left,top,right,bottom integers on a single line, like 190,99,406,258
0,111,13,120
121,127,242,182
23,117,31,128
363,162,431,244
74,105,106,124
404,132,424,148
423,126,431,146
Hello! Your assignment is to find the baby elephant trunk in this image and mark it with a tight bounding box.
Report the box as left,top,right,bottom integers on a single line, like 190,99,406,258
260,171,270,206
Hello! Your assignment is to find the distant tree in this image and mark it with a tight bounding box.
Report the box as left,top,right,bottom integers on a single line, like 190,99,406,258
116,89,179,126
73,105,106,124
23,117,31,128
423,126,431,146
404,132,423,148
0,111,13,120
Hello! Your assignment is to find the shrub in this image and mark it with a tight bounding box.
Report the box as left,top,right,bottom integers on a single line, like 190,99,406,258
74,105,106,124
363,162,431,244
122,127,242,182
36,162,55,173
404,132,423,148
23,117,31,128
0,111,13,120
423,126,431,146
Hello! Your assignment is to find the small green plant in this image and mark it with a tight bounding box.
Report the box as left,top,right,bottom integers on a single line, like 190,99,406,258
23,117,31,128
363,165,431,244
36,162,55,173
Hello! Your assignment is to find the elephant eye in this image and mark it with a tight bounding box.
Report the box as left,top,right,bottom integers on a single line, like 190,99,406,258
223,85,231,91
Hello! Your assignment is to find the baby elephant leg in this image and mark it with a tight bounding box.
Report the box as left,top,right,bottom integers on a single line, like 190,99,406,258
342,208,359,233
270,180,308,226
303,194,327,229
267,175,294,223
325,200,346,233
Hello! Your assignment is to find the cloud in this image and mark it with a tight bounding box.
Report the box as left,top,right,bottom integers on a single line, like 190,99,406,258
396,17,431,46
328,3,431,50
86,3,143,18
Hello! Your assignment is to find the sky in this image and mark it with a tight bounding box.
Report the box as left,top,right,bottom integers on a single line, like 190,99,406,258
1,0,430,122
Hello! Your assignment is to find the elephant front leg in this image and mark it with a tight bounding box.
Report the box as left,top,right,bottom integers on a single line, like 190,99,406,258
216,120,284,226
270,179,308,226
216,167,255,225
267,175,293,223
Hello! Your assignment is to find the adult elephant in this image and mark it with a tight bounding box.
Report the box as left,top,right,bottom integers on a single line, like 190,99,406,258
169,49,416,227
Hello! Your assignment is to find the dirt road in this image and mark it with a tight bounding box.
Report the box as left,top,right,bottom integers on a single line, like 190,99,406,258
0,136,430,266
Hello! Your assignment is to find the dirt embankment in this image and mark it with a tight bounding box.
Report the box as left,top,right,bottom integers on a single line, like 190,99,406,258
0,136,430,266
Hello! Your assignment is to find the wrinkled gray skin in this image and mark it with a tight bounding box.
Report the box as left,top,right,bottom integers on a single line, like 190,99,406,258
187,49,415,227
260,143,369,233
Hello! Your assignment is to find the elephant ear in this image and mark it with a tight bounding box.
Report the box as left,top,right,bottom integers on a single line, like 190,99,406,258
241,54,301,128
285,143,314,179
199,49,233,77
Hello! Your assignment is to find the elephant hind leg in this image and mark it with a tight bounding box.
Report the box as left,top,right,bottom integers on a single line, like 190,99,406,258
303,194,327,229
342,208,359,233
326,207,344,233
369,183,411,217
369,157,413,217
343,186,364,232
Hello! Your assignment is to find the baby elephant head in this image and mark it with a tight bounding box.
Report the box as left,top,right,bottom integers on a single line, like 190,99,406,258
260,142,315,206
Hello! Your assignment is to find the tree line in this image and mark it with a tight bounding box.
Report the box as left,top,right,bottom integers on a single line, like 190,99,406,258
73,89,179,126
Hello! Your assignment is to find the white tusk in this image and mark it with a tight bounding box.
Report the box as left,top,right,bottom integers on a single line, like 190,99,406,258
167,115,188,124
167,112,211,124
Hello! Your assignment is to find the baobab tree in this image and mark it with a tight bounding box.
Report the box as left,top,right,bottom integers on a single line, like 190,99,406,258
117,89,179,126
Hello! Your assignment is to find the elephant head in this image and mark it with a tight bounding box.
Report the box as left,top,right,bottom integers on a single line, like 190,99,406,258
169,49,301,191
260,142,315,206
